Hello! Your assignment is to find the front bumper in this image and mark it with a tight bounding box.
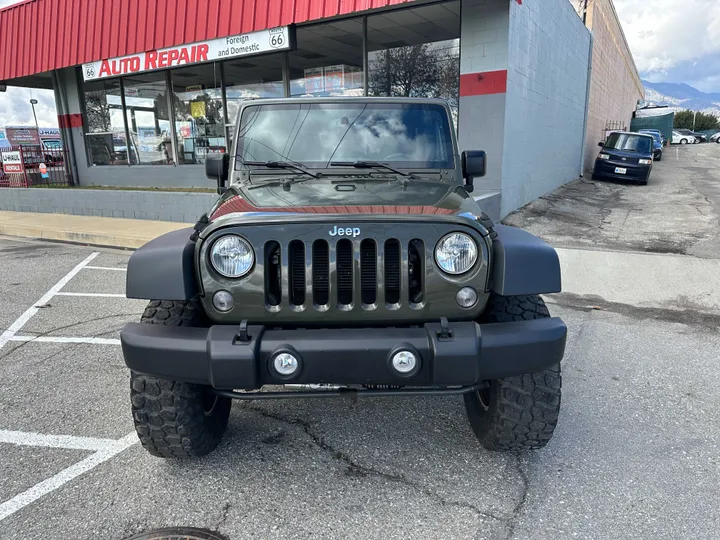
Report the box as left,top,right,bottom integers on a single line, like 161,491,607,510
594,161,650,182
120,319,567,389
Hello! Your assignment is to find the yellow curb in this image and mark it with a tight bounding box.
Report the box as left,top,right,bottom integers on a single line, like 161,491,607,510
0,211,188,249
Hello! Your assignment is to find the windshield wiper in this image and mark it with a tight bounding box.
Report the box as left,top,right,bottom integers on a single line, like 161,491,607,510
330,161,411,177
242,160,319,178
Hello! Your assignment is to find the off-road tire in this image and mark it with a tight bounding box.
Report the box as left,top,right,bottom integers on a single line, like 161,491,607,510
464,294,561,451
131,299,231,458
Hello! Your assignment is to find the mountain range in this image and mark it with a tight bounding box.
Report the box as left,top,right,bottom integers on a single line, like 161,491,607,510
642,80,720,118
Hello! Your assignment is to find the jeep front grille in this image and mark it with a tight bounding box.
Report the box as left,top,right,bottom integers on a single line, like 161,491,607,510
263,238,425,311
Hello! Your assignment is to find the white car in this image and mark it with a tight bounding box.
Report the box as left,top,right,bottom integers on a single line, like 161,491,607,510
710,132,720,143
672,131,695,145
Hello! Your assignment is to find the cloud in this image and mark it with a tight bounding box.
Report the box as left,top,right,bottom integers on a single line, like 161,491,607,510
0,87,58,127
613,0,720,91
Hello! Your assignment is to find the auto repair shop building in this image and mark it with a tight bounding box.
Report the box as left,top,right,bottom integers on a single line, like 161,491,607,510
0,0,633,219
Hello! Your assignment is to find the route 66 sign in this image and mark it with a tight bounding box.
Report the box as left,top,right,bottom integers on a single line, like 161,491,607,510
268,28,286,49
84,64,96,79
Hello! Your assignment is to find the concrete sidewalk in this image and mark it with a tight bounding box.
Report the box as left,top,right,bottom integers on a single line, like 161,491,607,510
0,210,186,249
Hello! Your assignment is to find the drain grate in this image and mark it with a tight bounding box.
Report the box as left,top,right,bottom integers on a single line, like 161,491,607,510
124,527,231,540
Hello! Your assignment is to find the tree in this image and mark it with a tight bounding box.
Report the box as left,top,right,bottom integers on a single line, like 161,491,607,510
674,109,719,131
368,41,459,106
84,89,112,133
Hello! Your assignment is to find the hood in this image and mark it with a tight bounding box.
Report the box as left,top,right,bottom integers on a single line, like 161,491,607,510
209,179,482,221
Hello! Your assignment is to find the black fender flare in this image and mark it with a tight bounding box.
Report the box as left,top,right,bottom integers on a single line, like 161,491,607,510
126,228,199,301
490,225,561,296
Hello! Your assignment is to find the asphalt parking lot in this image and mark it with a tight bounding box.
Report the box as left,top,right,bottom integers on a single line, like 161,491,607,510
1,144,719,540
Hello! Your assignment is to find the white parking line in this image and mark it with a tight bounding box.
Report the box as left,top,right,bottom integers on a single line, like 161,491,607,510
0,252,99,352
8,336,121,345
0,429,120,451
84,266,127,272
54,292,126,298
0,432,138,522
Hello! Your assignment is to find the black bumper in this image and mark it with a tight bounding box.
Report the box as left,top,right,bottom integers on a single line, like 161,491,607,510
593,160,651,183
121,319,567,389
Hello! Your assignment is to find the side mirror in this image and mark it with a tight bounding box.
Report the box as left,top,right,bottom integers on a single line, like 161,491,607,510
598,141,604,147
206,153,229,195
461,150,487,193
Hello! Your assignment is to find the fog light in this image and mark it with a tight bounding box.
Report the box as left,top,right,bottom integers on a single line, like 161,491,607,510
273,353,299,376
456,287,478,308
212,290,234,312
391,350,418,374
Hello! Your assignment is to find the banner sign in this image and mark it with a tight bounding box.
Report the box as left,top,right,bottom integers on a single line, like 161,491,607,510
83,26,292,81
39,128,60,138
1,150,24,174
5,127,40,145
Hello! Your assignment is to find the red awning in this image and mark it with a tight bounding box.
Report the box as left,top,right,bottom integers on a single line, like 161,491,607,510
0,0,412,82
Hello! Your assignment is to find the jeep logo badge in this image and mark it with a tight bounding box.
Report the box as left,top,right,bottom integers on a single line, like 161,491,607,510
329,226,361,238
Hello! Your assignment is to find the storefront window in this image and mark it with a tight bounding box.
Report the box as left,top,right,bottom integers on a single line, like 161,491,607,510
289,20,365,98
367,2,460,125
171,63,224,164
224,54,284,148
82,79,128,166
122,73,174,165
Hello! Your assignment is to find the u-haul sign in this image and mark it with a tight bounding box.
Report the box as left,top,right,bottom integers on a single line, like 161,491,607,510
83,26,291,81
1,151,24,174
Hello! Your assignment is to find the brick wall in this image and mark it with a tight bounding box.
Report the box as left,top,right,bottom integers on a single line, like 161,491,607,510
0,188,216,223
501,0,591,216
580,0,645,171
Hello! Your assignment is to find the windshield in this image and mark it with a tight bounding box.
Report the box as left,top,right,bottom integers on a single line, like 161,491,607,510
235,102,455,170
640,131,661,144
604,133,652,153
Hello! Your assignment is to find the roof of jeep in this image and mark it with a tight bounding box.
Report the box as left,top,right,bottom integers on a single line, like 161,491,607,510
238,96,452,107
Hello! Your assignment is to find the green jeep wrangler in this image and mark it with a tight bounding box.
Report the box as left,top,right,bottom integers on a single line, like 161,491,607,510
121,97,566,458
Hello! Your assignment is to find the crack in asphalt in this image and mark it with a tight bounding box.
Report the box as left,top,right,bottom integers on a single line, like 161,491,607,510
0,312,139,360
244,404,505,523
498,456,530,540
213,502,232,532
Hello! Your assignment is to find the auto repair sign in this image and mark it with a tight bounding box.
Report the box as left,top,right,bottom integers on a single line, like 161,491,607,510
82,26,291,81
1,151,24,174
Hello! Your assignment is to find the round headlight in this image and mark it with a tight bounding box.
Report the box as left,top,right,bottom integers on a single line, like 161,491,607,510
435,233,478,275
210,235,254,278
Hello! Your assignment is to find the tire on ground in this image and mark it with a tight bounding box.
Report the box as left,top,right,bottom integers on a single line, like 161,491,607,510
464,293,562,451
131,298,231,458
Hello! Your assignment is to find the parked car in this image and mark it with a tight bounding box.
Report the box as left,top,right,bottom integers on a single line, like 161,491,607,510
710,132,720,143
638,130,663,161
120,96,568,458
593,132,654,185
675,129,706,143
672,131,695,145
641,129,667,146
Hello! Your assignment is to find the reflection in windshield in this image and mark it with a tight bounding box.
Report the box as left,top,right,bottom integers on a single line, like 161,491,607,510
236,102,455,169
604,133,652,153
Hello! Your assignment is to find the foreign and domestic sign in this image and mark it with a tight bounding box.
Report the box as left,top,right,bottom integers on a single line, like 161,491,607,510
82,26,292,81
1,151,24,174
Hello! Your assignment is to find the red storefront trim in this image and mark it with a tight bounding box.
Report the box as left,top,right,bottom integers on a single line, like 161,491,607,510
58,114,84,129
0,0,413,81
459,70,508,97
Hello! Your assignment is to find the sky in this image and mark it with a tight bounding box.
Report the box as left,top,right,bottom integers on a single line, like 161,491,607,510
1,0,720,128
613,0,720,94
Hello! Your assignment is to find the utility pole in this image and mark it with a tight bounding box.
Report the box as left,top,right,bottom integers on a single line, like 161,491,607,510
693,110,697,131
